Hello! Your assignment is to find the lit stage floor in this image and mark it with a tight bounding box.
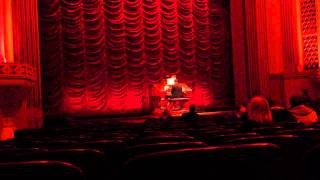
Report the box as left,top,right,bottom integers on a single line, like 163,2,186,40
82,109,236,124
168,110,229,117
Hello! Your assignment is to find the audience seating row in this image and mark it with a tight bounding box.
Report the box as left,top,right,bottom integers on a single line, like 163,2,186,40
0,115,320,180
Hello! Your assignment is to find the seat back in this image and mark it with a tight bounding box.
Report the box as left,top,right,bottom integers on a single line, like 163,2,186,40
0,148,47,161
122,143,282,180
252,126,283,135
124,141,207,160
277,128,320,148
136,135,196,144
11,149,107,180
225,135,303,158
71,139,126,175
204,132,258,145
0,161,84,180
303,144,320,180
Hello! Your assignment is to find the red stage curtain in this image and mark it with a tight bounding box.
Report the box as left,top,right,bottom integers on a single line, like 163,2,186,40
39,0,234,116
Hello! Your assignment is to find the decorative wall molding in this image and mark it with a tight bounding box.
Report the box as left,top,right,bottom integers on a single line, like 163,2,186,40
0,63,37,81
300,0,319,69
0,63,35,86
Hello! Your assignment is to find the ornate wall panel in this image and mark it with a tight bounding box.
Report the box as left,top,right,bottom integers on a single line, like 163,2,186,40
300,0,319,69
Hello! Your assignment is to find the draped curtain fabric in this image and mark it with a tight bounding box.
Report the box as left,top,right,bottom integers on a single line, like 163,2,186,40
39,0,234,116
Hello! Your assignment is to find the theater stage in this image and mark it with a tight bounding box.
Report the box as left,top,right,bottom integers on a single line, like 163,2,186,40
87,109,236,124
159,109,231,118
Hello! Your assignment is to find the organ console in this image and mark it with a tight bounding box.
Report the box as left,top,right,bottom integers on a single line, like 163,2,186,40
151,75,192,111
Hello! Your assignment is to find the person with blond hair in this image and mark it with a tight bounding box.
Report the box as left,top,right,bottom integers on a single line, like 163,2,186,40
241,96,273,131
248,96,273,123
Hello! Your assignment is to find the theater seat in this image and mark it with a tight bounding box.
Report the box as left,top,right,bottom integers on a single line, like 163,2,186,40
9,149,107,180
203,132,258,145
121,143,282,180
225,135,303,158
135,135,197,144
71,139,126,176
276,122,304,129
303,144,320,180
277,128,320,148
252,126,283,135
124,141,208,160
0,148,47,161
71,139,125,153
225,134,299,145
224,134,305,180
0,161,84,180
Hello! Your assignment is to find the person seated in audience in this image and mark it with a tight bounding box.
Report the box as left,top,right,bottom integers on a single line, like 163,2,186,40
289,95,318,126
236,102,248,121
160,109,174,122
301,89,314,108
314,96,320,116
181,104,199,124
159,109,174,129
241,96,273,131
268,99,295,123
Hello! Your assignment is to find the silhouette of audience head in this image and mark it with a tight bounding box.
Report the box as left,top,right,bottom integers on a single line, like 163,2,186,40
162,109,170,117
290,95,304,108
247,96,272,124
266,97,274,107
237,102,247,119
302,89,309,95
181,104,199,124
189,104,196,113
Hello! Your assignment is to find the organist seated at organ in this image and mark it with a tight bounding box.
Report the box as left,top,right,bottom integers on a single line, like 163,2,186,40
164,75,191,110
171,78,183,98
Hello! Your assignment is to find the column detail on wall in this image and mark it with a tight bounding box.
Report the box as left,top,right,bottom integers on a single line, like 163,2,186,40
0,0,42,139
230,0,249,105
0,0,14,63
244,0,270,97
280,0,300,73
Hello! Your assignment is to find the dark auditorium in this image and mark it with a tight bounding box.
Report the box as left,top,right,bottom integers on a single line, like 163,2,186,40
1,0,320,179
